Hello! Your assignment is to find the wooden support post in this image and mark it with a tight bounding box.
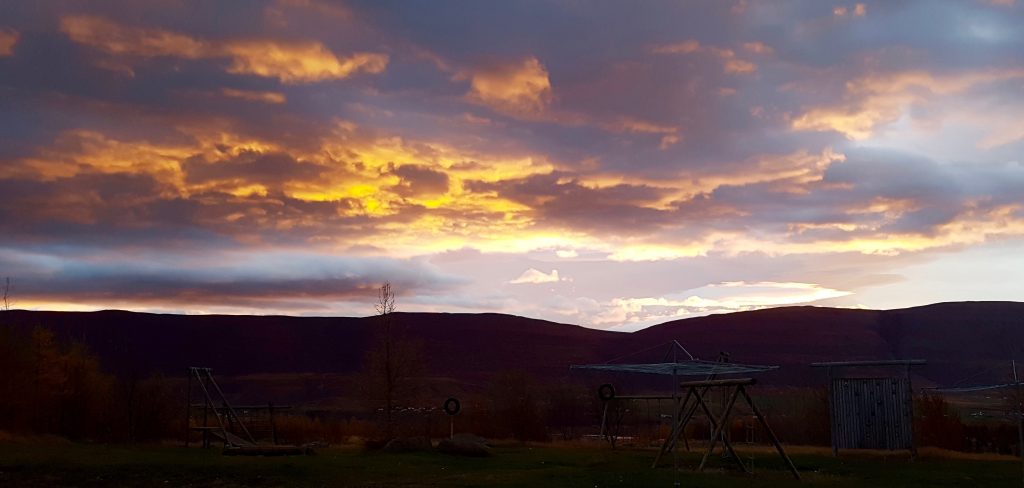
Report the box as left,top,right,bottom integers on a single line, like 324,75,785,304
652,387,694,468
670,387,707,453
600,400,609,439
205,369,256,444
1013,360,1023,487
269,402,277,445
225,401,233,435
740,386,800,480
654,385,714,467
190,368,230,446
906,362,918,459
827,366,838,457
695,386,747,474
184,371,192,447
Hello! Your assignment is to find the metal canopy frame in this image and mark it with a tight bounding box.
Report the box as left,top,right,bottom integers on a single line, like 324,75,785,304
571,360,777,376
571,340,778,377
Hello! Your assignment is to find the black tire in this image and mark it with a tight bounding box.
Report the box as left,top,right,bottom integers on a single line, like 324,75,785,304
443,397,461,416
598,383,616,401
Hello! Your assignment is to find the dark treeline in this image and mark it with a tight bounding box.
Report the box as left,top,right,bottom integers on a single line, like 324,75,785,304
1,319,1021,455
0,325,180,442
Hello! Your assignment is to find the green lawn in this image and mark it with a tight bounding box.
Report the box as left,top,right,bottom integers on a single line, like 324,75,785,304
0,441,1019,487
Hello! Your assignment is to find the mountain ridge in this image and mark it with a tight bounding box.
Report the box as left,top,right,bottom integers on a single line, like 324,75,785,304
2,301,1022,388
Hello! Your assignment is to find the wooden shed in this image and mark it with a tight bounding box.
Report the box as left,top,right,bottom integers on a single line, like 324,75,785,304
811,360,926,456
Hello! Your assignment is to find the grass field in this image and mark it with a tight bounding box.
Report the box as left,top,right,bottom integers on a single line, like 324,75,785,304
0,440,1021,487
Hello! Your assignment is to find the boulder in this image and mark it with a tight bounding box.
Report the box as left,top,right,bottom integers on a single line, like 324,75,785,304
437,433,491,457
382,436,432,453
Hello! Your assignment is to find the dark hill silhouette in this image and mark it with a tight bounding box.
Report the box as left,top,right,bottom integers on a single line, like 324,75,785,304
2,301,1022,388
0,310,619,381
630,301,1024,385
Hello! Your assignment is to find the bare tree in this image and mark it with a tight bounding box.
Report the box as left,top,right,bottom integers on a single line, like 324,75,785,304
363,282,421,439
377,282,397,435
2,277,11,312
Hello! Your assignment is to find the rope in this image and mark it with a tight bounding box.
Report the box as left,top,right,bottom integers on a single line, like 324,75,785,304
602,341,691,364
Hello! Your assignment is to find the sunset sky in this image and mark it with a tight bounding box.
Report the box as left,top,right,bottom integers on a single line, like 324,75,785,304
1,1,1023,330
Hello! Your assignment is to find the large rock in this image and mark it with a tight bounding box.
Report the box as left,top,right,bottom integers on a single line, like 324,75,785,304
382,436,432,453
437,433,491,457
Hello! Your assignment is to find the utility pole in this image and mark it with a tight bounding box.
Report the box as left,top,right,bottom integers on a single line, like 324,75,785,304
1013,360,1023,487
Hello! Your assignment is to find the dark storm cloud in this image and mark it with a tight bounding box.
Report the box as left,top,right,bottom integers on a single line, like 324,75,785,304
182,150,325,188
391,164,450,196
0,247,466,309
468,173,676,233
691,148,1024,241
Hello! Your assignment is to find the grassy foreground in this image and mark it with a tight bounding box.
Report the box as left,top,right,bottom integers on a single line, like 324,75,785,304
0,440,1020,487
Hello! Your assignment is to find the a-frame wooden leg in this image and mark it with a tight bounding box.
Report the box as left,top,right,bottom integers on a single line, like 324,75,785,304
653,387,694,468
600,400,609,439
672,389,706,453
740,386,800,480
696,387,748,474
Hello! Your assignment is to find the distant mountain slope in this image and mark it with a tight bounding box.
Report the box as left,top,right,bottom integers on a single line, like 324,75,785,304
0,310,619,381
3,302,1022,387
630,302,1024,385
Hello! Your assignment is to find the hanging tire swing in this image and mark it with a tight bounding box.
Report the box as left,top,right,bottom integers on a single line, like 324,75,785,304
442,397,461,416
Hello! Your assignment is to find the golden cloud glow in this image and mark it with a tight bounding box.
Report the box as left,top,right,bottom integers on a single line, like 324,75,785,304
7,130,192,185
59,15,388,83
465,57,552,115
9,117,1021,267
0,28,20,56
222,41,387,83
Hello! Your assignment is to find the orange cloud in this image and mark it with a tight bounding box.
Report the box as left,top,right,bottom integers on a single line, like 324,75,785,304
834,4,867,17
221,88,287,104
465,57,553,115
441,53,678,141
659,134,680,149
61,15,206,58
742,41,774,55
221,41,387,83
0,28,20,56
651,40,701,55
651,40,756,74
59,15,388,83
